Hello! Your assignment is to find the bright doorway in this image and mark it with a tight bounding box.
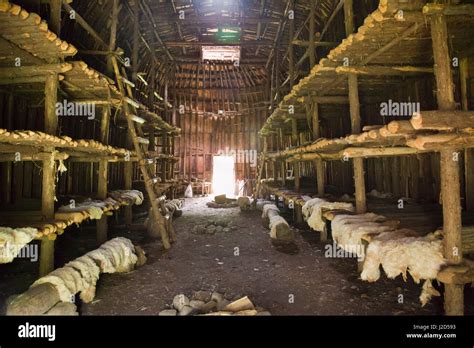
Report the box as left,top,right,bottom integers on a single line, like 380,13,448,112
212,156,235,198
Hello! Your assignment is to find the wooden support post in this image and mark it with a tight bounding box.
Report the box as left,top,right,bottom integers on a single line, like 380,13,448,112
312,99,325,196
124,133,133,226
96,159,108,245
107,0,119,75
353,157,367,214
100,107,110,144
132,0,140,83
44,74,59,135
2,93,13,203
97,106,110,244
39,237,55,277
294,163,301,193
344,0,354,37
460,57,474,212
440,149,463,315
315,158,325,196
430,12,463,315
40,153,56,276
348,74,366,213
161,131,168,182
49,0,62,36
348,74,361,134
308,0,316,68
288,0,295,88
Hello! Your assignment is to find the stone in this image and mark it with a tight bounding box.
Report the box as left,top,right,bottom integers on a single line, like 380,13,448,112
159,309,177,316
189,300,206,311
178,305,195,316
214,194,228,204
217,299,230,311
192,290,211,302
192,225,206,234
223,228,231,233
200,300,217,314
206,225,216,234
173,294,190,311
211,292,224,303
215,225,223,233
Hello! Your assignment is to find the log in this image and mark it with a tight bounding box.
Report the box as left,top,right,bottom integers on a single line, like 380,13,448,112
223,296,255,312
387,120,417,134
214,194,228,204
7,283,61,315
410,111,474,131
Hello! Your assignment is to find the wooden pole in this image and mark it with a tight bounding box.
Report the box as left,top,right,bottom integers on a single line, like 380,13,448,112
96,159,108,245
100,107,110,144
107,0,119,75
343,0,354,37
348,74,361,134
312,100,325,196
132,0,140,83
308,0,316,68
288,0,295,89
348,74,366,213
430,12,463,315
49,0,62,36
44,74,59,135
39,237,55,277
40,153,56,276
97,107,109,245
161,131,167,182
460,57,474,212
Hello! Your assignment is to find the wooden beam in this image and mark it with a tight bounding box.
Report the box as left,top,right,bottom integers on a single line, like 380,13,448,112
343,0,354,36
44,73,58,136
292,40,337,47
62,2,108,49
308,0,316,68
348,74,360,133
423,3,474,17
165,40,274,47
460,57,474,212
336,65,434,75
430,11,463,316
410,111,474,131
49,0,62,36
107,0,119,75
0,63,72,79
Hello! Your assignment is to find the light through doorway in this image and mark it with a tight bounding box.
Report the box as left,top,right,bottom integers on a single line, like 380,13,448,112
212,156,235,198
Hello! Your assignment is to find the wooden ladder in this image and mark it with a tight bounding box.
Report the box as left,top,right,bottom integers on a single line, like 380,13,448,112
110,56,173,249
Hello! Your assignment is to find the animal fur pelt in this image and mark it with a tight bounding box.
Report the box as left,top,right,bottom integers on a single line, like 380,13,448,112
302,198,354,232
361,230,445,306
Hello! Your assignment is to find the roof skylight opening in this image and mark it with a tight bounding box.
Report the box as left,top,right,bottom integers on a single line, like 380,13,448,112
202,46,241,62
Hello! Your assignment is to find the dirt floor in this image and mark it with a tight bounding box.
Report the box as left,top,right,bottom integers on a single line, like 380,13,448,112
1,196,473,315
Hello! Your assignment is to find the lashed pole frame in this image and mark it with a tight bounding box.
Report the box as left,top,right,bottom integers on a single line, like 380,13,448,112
110,56,172,249
429,11,463,316
96,0,119,245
